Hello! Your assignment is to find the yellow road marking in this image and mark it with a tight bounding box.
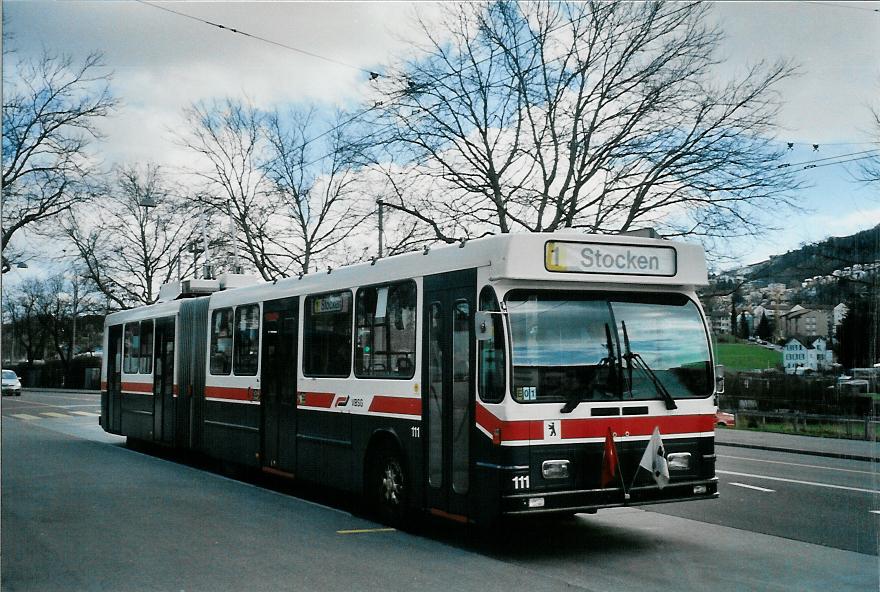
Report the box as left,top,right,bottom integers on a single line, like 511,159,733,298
10,413,40,420
336,528,396,535
40,412,69,418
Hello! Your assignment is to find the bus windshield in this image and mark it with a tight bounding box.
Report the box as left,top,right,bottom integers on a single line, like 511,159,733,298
505,291,712,404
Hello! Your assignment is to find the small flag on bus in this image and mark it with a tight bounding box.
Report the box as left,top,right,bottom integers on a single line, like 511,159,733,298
601,427,618,488
638,427,669,489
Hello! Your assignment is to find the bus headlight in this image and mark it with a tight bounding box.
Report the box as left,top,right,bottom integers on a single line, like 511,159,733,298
542,460,570,479
667,453,691,471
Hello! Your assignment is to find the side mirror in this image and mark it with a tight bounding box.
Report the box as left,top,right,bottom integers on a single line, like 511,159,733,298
475,311,494,341
715,364,725,394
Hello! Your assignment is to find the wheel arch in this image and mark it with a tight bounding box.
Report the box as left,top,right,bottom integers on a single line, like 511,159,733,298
362,427,406,491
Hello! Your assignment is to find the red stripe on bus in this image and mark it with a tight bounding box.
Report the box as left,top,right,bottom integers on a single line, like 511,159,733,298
205,385,252,401
368,396,421,416
476,404,714,443
475,404,534,442
121,382,153,393
299,391,335,408
561,414,715,439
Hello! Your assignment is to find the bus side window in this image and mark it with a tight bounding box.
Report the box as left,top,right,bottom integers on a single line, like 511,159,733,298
123,322,140,374
355,281,416,379
139,319,153,374
210,308,233,375
233,304,260,376
478,286,506,403
304,291,353,377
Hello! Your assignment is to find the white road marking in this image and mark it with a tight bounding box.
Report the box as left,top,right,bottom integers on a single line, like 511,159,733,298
10,413,40,420
70,411,100,417
40,412,69,418
870,511,880,515
719,454,876,476
729,482,775,493
718,470,880,495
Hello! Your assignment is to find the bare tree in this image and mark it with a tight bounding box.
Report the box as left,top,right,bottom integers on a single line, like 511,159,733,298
2,50,116,272
34,271,99,375
2,279,47,364
59,164,197,309
856,105,880,184
366,2,799,242
263,108,371,274
179,99,372,278
177,99,282,279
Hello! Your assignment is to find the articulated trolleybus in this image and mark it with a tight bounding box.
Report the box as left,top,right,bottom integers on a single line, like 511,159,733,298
101,232,721,525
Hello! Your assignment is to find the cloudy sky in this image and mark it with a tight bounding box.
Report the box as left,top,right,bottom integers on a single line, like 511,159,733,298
4,1,880,273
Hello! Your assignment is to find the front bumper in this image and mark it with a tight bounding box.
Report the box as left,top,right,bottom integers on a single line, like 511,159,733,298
2,387,21,396
501,477,718,515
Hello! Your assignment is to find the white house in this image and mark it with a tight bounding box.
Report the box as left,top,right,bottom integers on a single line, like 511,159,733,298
783,337,833,374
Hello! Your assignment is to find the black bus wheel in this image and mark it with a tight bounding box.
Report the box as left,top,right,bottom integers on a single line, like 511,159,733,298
370,448,408,527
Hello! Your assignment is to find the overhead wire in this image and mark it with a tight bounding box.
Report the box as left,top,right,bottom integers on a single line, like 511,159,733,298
800,154,879,170
783,140,880,147
134,0,381,78
776,149,880,169
803,2,880,14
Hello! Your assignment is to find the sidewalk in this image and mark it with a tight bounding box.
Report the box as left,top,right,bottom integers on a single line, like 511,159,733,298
715,427,879,462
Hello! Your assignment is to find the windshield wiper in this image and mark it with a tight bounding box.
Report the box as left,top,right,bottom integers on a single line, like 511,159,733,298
560,323,617,414
621,320,677,410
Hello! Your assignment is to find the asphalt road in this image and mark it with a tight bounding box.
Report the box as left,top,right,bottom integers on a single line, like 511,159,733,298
2,390,878,591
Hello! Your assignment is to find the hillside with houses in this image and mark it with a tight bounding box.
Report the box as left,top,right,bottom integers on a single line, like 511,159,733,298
700,224,879,376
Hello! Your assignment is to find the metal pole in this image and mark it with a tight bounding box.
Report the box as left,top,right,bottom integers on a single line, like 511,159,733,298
228,202,239,274
377,199,384,258
201,208,209,278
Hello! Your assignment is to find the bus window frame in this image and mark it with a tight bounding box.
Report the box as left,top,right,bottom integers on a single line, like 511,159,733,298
477,285,507,404
303,289,354,378
354,279,418,380
209,307,234,376
233,303,261,377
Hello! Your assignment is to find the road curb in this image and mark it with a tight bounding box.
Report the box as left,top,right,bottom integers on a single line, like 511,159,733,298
22,388,100,395
716,441,879,463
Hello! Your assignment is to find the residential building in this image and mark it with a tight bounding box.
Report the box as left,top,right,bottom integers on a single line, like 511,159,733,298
780,305,829,338
783,337,833,374
708,313,731,335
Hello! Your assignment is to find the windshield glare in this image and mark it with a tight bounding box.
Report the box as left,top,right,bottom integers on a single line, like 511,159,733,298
2,370,18,380
506,291,712,404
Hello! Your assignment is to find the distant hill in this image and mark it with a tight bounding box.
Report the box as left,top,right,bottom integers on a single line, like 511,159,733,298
738,224,880,285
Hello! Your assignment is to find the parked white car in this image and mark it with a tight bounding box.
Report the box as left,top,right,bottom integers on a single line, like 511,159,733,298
2,370,22,396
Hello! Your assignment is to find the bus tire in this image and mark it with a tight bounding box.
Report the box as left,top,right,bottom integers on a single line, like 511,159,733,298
368,446,408,527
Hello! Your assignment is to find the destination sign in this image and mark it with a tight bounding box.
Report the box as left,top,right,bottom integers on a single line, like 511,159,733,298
312,293,349,314
545,241,676,276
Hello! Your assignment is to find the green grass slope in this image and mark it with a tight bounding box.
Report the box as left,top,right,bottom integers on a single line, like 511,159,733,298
714,342,782,371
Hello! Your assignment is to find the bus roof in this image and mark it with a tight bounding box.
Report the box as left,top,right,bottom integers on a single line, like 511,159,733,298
106,232,707,324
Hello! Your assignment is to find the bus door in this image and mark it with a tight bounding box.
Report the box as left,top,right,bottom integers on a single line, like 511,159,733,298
105,324,123,433
423,269,476,519
153,317,175,444
261,297,299,473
